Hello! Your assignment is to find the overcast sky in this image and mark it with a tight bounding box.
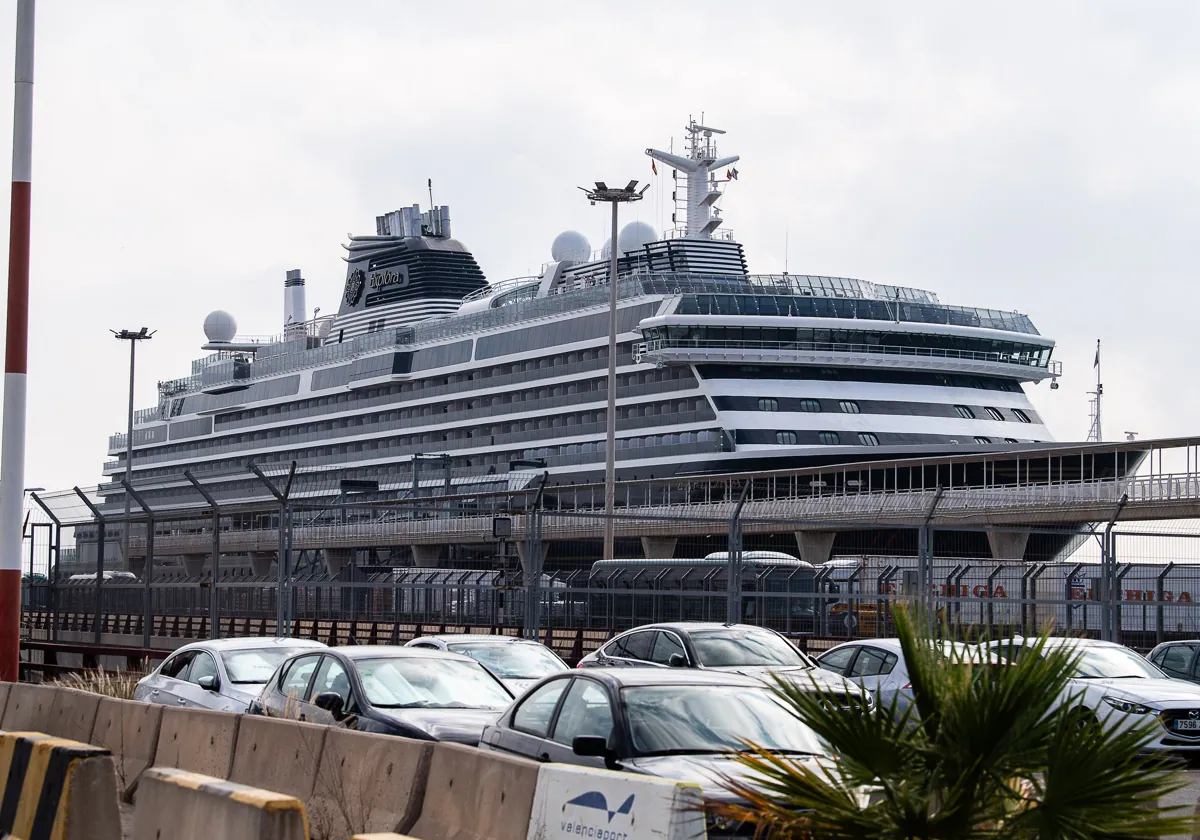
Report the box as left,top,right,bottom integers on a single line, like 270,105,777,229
0,0,1194,491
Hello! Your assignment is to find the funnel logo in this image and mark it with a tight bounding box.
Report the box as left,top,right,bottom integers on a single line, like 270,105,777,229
567,792,634,823
344,269,365,306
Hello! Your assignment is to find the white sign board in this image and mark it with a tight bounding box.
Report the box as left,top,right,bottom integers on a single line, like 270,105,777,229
527,764,707,840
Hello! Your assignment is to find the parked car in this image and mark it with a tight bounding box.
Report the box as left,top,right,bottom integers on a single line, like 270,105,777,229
986,636,1200,752
816,638,1002,718
134,637,327,712
248,645,515,745
405,635,568,694
478,667,843,826
577,622,868,705
1147,640,1200,683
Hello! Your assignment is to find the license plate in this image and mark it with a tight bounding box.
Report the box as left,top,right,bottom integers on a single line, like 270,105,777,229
1175,719,1200,731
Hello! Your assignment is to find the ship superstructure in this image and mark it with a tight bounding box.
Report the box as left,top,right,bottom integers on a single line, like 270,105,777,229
100,118,1060,520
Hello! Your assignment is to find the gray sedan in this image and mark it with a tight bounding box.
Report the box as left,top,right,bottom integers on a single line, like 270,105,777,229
134,637,327,712
405,635,568,695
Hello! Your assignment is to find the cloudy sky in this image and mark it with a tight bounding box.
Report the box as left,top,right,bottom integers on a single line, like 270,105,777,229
0,0,1194,491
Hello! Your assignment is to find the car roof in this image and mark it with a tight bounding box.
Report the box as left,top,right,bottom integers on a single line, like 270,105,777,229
411,635,536,645
574,667,771,688
172,637,327,654
620,623,780,634
822,638,904,653
331,645,476,663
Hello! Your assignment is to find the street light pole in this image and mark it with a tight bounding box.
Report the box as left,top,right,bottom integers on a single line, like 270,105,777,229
580,181,648,561
112,328,154,577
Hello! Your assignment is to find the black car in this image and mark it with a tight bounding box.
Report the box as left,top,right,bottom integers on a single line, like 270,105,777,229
478,667,840,826
249,645,515,745
578,622,867,703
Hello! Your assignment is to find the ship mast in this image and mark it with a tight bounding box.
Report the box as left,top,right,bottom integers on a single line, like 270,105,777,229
646,117,739,239
1087,339,1102,443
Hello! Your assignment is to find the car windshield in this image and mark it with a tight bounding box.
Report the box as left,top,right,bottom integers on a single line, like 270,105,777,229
446,643,566,679
220,648,311,684
354,657,514,709
1070,646,1164,679
689,628,807,668
623,685,830,757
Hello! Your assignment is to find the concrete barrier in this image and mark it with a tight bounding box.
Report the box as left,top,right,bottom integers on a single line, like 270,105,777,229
0,683,56,733
353,835,420,840
526,764,705,840
91,697,164,801
409,742,541,840
0,681,13,721
0,730,121,840
230,715,328,802
132,767,309,840
152,706,241,780
45,686,101,743
309,727,433,838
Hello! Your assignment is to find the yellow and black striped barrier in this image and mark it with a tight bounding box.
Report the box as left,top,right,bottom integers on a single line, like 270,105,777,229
132,767,310,840
0,730,121,840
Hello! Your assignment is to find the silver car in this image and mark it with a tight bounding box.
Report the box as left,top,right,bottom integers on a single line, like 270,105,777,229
405,635,569,695
135,637,327,712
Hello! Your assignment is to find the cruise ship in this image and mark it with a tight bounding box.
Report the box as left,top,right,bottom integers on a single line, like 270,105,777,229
99,119,1062,517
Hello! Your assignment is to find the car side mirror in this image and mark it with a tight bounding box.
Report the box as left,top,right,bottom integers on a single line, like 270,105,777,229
667,653,688,668
197,675,219,692
572,736,608,757
314,691,344,718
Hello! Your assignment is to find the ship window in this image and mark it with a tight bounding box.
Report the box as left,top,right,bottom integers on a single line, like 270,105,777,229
839,400,860,414
974,436,992,444
984,406,1004,421
818,431,841,446
798,399,821,413
955,405,975,420
776,431,798,445
758,398,779,412
857,433,880,446
1013,409,1032,423
1004,437,1019,443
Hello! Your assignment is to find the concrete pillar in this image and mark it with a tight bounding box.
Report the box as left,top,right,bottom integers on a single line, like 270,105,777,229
181,554,206,577
324,547,353,578
987,530,1029,561
411,545,442,568
640,537,677,559
515,542,550,578
249,551,274,577
794,530,836,566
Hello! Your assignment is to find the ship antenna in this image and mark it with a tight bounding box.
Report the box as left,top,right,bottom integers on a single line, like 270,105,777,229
428,178,434,210
783,226,789,275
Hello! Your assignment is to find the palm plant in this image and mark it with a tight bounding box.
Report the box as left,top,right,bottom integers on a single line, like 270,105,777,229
711,608,1192,839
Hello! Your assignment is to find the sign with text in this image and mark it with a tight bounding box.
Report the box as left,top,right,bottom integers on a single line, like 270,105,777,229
527,764,706,840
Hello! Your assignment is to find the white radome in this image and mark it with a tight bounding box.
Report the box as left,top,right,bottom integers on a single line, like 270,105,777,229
618,220,656,254
203,310,237,343
550,230,591,263
601,237,611,259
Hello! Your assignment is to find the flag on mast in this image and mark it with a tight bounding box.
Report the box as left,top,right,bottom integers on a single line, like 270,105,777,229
1094,340,1100,368
651,160,657,175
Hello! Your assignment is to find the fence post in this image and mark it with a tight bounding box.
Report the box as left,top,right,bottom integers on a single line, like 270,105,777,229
121,479,156,649
28,492,60,643
1101,495,1128,642
249,461,297,637
184,471,221,640
1156,562,1175,647
726,482,750,624
72,487,106,645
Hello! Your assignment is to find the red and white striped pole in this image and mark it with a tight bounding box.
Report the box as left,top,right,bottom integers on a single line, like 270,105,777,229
0,0,34,682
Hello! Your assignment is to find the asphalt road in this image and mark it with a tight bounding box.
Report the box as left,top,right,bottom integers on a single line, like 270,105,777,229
1166,767,1199,839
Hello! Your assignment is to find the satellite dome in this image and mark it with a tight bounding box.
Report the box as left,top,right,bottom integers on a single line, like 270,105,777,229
203,310,237,343
551,230,591,263
618,220,657,254
601,237,611,259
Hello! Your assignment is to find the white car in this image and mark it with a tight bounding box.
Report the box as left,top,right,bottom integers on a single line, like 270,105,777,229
816,638,997,718
405,635,568,695
135,637,327,712
987,636,1200,752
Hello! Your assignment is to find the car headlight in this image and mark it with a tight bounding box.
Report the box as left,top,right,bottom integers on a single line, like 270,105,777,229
1102,695,1156,715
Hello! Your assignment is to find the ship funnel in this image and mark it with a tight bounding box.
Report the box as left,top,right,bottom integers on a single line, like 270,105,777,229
284,268,307,339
